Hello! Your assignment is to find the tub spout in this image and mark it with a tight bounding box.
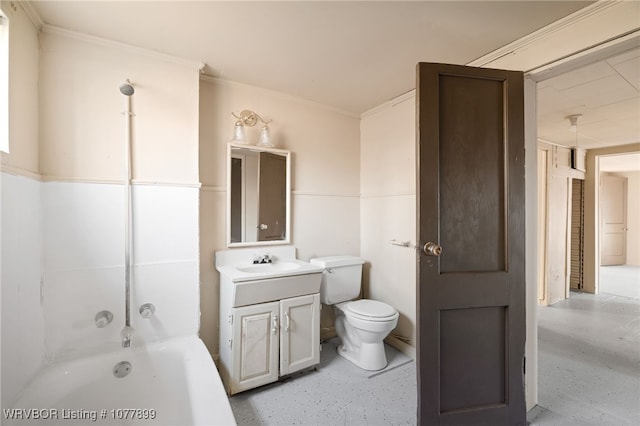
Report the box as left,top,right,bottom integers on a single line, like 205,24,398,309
121,325,134,348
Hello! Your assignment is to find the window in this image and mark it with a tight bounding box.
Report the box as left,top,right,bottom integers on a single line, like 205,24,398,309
0,11,8,153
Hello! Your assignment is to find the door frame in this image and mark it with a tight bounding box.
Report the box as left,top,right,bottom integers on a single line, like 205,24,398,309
586,148,640,293
461,0,639,411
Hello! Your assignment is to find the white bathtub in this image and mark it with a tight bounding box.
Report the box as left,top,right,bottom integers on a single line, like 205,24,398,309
7,336,236,426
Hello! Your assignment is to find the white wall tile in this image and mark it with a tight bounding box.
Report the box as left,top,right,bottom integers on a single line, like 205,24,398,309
132,185,199,264
1,173,45,407
131,261,200,344
42,181,124,271
41,181,200,360
44,266,124,359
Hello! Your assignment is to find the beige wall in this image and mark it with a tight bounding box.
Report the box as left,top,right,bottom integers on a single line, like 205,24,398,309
1,0,39,175
38,29,201,184
198,77,361,355
360,93,416,355
584,143,640,292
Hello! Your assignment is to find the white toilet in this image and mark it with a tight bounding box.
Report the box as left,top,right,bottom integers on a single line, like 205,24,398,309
310,256,399,371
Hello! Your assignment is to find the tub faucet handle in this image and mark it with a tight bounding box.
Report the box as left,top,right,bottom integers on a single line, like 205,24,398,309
95,310,113,328
139,303,156,319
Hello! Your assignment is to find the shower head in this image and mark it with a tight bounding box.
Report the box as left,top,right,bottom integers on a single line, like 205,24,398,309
119,80,135,96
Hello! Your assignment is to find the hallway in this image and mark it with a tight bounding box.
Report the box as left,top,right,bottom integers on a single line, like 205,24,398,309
530,291,640,425
600,265,640,300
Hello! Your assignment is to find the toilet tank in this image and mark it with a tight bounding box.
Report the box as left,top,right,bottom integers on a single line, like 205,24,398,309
309,256,365,305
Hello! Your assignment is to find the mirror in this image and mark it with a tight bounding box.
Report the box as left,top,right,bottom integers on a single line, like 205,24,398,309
227,143,291,247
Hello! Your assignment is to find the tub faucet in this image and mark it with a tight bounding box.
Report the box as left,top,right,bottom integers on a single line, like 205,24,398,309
121,325,134,349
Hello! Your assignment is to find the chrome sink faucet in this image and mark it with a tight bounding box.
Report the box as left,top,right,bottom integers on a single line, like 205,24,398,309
253,253,273,264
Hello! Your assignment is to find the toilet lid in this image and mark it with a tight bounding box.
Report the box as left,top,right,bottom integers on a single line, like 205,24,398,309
346,300,397,319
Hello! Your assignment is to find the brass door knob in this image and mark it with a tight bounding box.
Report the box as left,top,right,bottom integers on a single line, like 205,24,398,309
423,242,442,257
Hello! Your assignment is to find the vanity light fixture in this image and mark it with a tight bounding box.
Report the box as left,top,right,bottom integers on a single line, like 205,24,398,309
230,109,273,146
230,119,248,144
257,124,273,148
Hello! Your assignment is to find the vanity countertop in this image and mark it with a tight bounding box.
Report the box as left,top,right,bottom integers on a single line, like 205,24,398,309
217,259,324,283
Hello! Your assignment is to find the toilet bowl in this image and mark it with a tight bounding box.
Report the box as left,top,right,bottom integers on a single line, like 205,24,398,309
309,256,399,371
334,299,399,371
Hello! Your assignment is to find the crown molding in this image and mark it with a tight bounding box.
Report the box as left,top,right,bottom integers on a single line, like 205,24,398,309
364,1,634,115
467,0,623,68
42,24,205,72
200,74,360,119
17,1,43,29
360,88,415,119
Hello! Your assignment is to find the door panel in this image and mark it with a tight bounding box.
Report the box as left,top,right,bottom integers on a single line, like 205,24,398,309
440,307,506,413
417,63,526,425
438,75,506,274
280,294,320,376
232,302,279,394
601,175,627,265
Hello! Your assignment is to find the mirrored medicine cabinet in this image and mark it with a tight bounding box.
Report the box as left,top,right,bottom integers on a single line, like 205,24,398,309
227,143,291,247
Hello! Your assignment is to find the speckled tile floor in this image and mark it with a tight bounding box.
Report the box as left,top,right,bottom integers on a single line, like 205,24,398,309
532,291,640,426
229,291,639,426
229,338,416,426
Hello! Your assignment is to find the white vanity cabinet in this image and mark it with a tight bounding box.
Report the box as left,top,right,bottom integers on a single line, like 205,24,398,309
216,246,324,395
231,301,280,392
228,294,320,394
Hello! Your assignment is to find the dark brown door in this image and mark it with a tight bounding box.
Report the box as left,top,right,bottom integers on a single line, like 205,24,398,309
258,152,286,241
416,63,526,425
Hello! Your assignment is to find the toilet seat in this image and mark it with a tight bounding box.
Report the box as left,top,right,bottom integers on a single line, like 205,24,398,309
345,300,398,322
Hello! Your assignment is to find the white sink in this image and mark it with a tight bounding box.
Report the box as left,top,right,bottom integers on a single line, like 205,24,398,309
236,261,302,274
216,250,324,307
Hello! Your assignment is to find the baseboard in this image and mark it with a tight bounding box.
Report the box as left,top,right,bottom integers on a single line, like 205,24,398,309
384,335,416,360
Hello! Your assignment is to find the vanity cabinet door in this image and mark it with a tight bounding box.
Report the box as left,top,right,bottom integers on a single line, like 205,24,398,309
232,301,279,394
279,294,320,376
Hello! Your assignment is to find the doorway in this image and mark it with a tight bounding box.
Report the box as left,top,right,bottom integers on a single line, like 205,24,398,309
598,153,640,299
533,41,640,423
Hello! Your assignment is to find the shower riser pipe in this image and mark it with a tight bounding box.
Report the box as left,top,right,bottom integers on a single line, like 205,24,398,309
120,80,135,348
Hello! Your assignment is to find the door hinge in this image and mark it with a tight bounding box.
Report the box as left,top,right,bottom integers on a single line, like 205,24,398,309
523,356,526,375
228,314,233,325
228,339,232,349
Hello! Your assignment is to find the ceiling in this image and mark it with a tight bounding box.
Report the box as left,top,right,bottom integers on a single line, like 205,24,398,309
600,153,640,173
537,47,640,150
28,1,638,150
